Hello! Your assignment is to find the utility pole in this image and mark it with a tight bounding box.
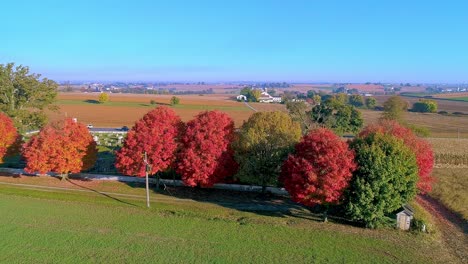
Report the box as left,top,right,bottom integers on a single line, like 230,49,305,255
143,152,150,208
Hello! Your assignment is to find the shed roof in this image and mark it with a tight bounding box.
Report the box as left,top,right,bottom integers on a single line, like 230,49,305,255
397,204,415,216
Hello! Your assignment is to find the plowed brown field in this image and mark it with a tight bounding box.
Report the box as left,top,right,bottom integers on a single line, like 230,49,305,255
50,93,266,127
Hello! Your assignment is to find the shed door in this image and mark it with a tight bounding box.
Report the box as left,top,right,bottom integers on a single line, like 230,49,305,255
399,215,407,230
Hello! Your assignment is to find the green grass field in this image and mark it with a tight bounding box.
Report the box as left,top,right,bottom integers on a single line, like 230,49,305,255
0,178,458,264
443,96,468,102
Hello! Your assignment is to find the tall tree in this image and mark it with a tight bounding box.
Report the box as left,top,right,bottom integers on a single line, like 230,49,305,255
115,106,183,178
176,111,238,187
382,96,408,121
412,99,438,113
359,119,434,193
0,112,20,163
310,99,363,135
23,118,97,179
280,128,356,207
348,94,364,107
345,133,418,228
365,97,377,109
286,101,312,133
0,63,58,131
234,111,301,191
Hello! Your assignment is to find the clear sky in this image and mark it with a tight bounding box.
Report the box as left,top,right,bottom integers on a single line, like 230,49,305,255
2,0,467,83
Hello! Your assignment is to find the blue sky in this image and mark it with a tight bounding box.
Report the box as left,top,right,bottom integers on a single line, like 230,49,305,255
2,0,467,83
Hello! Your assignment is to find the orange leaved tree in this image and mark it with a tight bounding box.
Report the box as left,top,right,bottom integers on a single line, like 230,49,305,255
22,118,97,179
0,112,21,163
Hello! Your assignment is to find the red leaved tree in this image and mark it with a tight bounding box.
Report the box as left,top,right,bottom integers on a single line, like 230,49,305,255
22,118,97,179
0,112,20,163
280,128,356,207
115,106,183,177
359,119,434,193
176,111,238,187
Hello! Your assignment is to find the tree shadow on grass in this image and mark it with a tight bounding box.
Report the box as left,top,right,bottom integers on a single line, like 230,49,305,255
84,99,100,104
141,183,362,226
67,178,139,207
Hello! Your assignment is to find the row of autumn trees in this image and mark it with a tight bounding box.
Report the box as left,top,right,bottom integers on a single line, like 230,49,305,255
0,105,434,227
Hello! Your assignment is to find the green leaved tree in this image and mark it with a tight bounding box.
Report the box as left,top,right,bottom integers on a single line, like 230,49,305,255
345,133,419,228
382,96,408,121
0,63,58,131
310,98,363,135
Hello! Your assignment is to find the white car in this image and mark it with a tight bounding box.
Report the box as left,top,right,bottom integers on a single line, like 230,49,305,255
87,124,94,129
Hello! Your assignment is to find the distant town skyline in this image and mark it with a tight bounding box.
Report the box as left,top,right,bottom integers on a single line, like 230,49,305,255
2,1,468,83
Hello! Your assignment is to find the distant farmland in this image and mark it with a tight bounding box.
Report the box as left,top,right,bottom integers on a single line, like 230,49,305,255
375,95,468,113
49,93,283,127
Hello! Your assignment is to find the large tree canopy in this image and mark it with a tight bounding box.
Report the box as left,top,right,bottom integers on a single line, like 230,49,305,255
176,111,238,187
359,119,434,193
234,111,301,191
310,98,363,135
280,128,356,206
345,133,418,228
23,118,97,179
0,63,58,131
115,106,183,177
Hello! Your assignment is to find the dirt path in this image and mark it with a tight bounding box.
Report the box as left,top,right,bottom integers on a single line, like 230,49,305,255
244,101,258,112
417,195,468,263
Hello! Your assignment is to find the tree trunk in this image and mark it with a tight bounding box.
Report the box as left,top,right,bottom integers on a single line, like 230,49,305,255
61,173,68,181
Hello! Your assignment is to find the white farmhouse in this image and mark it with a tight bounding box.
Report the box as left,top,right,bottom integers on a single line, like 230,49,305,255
258,90,282,103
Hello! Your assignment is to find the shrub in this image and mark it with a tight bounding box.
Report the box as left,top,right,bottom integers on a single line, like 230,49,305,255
412,99,437,113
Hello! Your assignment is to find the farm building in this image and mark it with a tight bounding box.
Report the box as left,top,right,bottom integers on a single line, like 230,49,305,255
258,91,282,103
236,94,247,101
396,205,414,230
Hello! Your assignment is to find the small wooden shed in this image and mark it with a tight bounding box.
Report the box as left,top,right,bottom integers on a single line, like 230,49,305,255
396,205,414,230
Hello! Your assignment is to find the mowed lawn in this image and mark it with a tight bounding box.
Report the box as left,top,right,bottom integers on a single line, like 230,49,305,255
0,176,458,263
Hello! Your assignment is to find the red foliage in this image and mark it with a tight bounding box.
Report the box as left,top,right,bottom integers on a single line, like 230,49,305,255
280,128,356,206
359,120,434,193
176,111,238,187
22,118,97,175
115,106,182,177
0,112,20,162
